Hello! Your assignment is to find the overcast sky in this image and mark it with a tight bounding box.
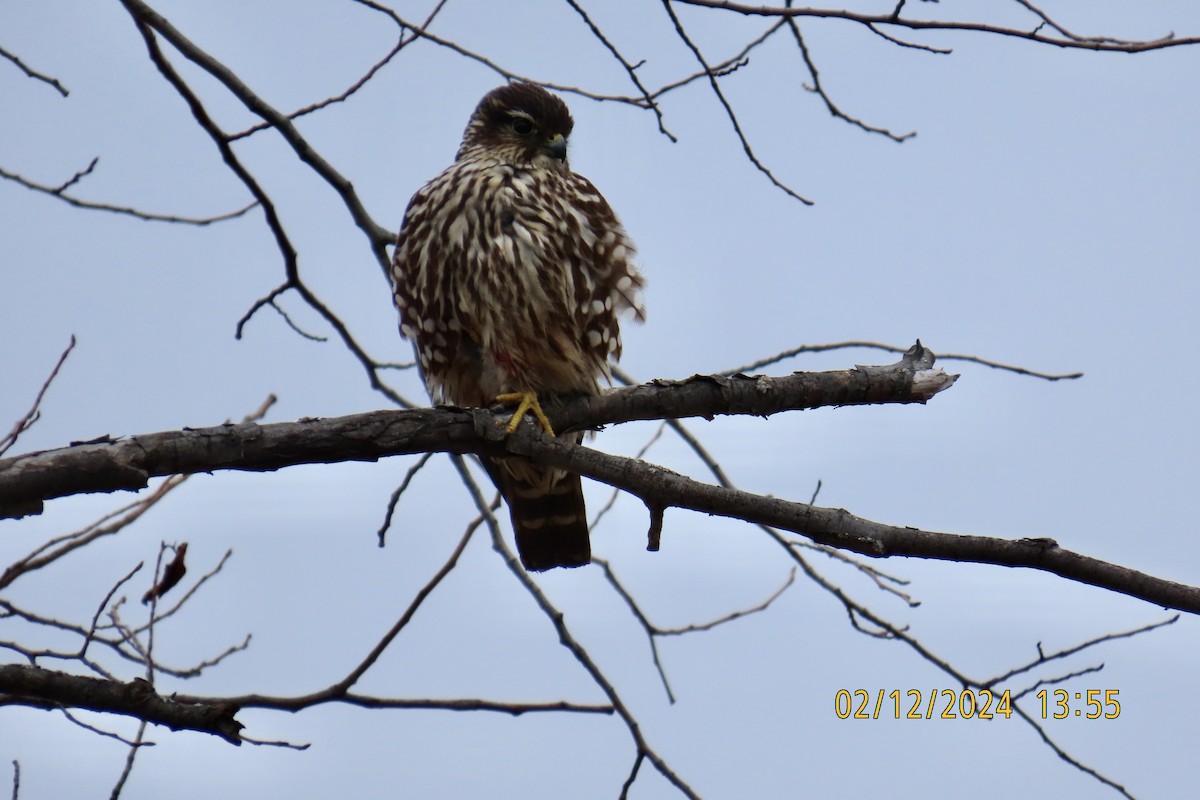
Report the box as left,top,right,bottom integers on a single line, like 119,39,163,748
2,1,1199,798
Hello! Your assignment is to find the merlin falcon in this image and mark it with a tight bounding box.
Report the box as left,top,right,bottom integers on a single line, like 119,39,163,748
390,82,645,571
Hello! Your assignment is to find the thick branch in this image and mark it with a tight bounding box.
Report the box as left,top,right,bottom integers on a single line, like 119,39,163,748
0,663,243,743
0,664,607,743
0,350,953,515
3,346,1197,613
504,434,1200,614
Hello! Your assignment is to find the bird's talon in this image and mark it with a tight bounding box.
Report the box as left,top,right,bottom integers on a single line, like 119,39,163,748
497,391,555,436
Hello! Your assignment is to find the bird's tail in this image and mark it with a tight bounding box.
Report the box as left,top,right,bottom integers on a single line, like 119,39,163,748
484,457,590,571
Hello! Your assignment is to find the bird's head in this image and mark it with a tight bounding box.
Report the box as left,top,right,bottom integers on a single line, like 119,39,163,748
457,83,575,169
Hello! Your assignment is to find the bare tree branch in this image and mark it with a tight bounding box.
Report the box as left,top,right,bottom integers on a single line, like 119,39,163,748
377,452,436,546
0,664,244,743
995,616,1179,692
349,0,662,112
0,350,954,514
2,353,1197,614
656,567,797,636
453,456,700,799
227,0,454,142
1012,702,1133,799
0,45,69,96
2,396,273,590
118,3,409,408
108,720,148,800
785,14,917,141
7,3,1198,795
0,476,183,592
0,162,257,224
723,339,1082,381
596,558,796,703
660,0,815,204
507,432,1200,614
562,0,677,141
119,0,393,256
675,0,1200,52
60,709,147,746
0,336,75,458
590,420,666,529
643,19,788,101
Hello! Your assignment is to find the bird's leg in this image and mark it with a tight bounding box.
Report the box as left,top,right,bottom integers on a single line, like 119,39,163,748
496,391,555,436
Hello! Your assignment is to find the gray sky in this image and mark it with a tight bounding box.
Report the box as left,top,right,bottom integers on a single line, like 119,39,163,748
2,1,1198,798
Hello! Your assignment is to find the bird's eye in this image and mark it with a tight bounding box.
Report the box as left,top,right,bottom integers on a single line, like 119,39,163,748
510,117,534,135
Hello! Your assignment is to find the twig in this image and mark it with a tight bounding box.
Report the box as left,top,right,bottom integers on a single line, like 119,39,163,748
994,616,1178,691
1009,663,1107,702
657,568,796,635
562,0,677,141
643,20,788,101
865,22,952,53
229,39,403,141
0,163,257,225
659,0,814,205
108,720,148,800
619,751,645,800
195,487,492,714
314,496,480,694
118,3,409,408
673,0,1198,53
0,336,75,457
227,0,453,142
81,563,144,662
266,298,328,342
377,452,436,546
594,558,679,703
0,46,69,96
350,0,628,107
240,736,310,749
722,339,1082,381
0,475,186,591
1012,702,1134,799
786,15,917,141
803,542,920,606
453,458,700,798
122,0,393,253
596,559,797,703
51,157,98,192
61,710,147,747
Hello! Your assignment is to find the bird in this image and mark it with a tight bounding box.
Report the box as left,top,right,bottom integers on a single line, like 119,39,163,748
389,82,645,571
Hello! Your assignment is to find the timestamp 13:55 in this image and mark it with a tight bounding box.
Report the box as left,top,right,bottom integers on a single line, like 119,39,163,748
1038,689,1120,719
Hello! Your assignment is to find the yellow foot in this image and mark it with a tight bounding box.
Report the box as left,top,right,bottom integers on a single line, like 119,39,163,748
496,391,555,436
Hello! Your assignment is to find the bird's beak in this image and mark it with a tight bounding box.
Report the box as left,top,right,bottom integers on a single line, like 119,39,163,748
543,133,568,161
